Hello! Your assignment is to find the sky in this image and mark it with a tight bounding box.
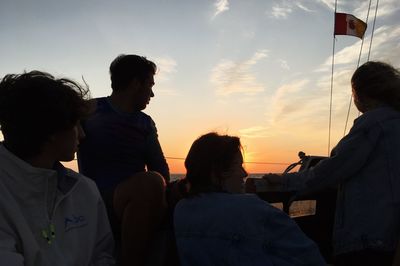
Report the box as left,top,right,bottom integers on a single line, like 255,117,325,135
1,0,399,173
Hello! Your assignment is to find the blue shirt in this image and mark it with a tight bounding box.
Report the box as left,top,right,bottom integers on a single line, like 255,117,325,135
174,193,325,266
78,97,169,191
284,106,400,255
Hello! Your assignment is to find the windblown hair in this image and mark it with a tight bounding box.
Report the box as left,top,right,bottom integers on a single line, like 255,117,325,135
185,132,242,196
0,71,90,159
351,61,400,111
109,54,157,91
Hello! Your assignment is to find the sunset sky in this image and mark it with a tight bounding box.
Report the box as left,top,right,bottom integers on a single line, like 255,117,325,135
1,0,399,173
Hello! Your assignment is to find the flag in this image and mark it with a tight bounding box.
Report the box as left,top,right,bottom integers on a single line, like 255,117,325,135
334,13,367,39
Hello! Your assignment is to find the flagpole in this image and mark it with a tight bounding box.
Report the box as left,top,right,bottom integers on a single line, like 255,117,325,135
328,0,338,156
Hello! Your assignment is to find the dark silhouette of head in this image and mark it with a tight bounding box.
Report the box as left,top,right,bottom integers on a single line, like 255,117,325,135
351,61,400,112
109,54,157,91
185,132,243,195
0,71,90,159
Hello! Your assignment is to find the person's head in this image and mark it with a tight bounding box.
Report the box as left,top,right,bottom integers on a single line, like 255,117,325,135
0,71,90,162
109,54,157,110
351,61,400,113
185,132,248,195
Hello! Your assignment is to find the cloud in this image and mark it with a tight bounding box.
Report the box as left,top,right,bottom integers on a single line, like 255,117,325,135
239,126,272,139
354,0,399,19
278,59,290,70
155,88,180,96
268,79,310,122
295,2,313,12
213,0,229,18
270,5,293,19
154,56,177,82
316,0,335,11
210,49,268,96
268,1,315,19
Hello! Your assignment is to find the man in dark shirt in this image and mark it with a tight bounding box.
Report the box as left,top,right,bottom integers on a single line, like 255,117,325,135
78,54,169,266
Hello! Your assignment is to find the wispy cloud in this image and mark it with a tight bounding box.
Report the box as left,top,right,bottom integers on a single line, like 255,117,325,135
278,59,290,70
211,49,268,96
154,56,177,82
296,2,313,12
156,87,180,96
213,0,229,18
268,79,310,122
239,126,272,139
353,0,399,19
153,56,179,96
270,5,293,19
316,0,335,11
268,1,315,19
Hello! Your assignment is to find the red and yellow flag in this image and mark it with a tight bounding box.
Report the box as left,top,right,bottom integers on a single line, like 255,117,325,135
334,13,367,39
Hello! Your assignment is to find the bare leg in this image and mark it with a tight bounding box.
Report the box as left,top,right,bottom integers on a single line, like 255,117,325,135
113,171,167,266
392,241,400,266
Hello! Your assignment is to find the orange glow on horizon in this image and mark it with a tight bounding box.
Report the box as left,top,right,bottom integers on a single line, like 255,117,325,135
62,156,290,175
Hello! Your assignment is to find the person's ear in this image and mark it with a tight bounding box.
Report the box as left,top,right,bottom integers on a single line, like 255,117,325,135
127,78,141,93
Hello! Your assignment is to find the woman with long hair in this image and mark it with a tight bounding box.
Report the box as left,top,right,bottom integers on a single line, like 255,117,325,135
174,132,325,266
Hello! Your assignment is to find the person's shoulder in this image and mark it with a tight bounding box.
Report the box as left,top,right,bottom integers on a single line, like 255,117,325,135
80,97,104,117
138,111,154,122
64,168,100,196
355,107,400,129
136,111,157,130
89,97,108,111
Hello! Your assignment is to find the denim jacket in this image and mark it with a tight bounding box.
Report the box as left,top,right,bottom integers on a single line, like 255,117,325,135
174,193,325,266
285,107,400,255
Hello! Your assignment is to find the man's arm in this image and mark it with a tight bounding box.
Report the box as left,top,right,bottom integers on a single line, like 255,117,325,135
145,125,170,182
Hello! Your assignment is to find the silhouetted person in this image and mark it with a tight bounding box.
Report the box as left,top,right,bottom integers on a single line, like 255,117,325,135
174,132,325,266
265,61,400,266
0,71,115,265
78,54,169,266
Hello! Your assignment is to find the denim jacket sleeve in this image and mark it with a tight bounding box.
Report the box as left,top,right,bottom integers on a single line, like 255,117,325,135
144,120,170,182
262,204,326,265
284,123,381,193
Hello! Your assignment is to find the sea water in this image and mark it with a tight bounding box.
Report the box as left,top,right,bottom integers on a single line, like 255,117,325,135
170,173,265,182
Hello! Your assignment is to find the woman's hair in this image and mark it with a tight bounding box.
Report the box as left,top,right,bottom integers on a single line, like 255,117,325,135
0,71,90,159
184,132,242,196
109,54,157,91
351,61,400,110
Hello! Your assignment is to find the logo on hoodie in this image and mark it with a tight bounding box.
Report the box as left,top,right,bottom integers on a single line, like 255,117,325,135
64,215,87,232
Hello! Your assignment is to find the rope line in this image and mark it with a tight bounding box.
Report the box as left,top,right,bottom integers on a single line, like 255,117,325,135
165,157,290,165
71,157,291,166
328,0,338,156
367,0,379,61
343,0,373,136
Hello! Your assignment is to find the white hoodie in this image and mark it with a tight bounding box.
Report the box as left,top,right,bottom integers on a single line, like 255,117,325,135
0,145,115,266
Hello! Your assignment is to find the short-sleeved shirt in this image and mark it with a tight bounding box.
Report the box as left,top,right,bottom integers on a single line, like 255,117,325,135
78,97,169,192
